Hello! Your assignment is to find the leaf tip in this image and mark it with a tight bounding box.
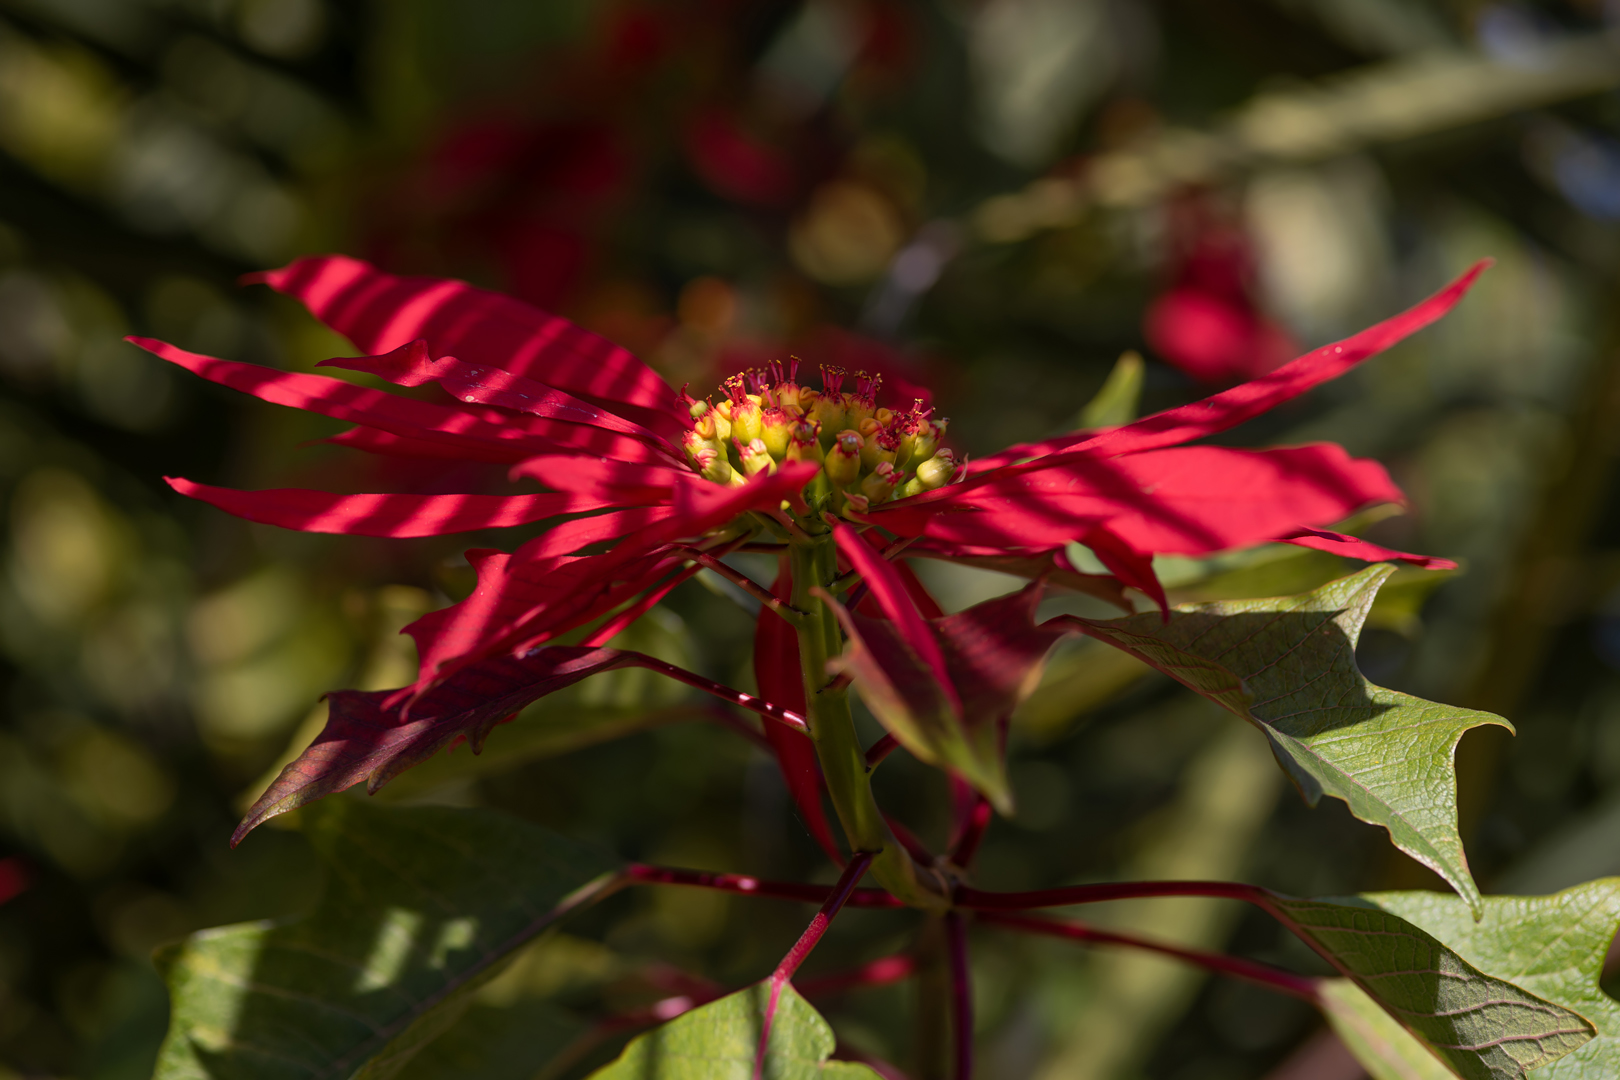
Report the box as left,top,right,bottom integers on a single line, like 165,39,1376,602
230,807,272,848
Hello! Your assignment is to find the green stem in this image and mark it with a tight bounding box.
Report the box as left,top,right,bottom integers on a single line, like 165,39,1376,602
789,534,947,909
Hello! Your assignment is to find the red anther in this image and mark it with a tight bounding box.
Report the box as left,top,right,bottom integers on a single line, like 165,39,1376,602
820,365,847,395
899,399,932,432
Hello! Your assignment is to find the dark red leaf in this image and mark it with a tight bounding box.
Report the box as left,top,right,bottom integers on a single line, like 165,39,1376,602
825,582,1065,812
832,524,959,715
234,644,808,845
234,646,649,844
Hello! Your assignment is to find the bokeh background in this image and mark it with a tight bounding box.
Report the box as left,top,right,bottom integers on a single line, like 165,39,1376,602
1,0,1619,1077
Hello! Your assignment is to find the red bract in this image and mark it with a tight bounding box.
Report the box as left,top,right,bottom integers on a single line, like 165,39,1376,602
132,254,1481,839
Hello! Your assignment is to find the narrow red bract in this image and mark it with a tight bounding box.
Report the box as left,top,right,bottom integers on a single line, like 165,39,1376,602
245,254,683,428
133,254,1483,838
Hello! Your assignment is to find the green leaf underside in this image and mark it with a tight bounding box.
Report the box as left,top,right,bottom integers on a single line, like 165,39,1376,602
588,983,880,1079
1318,978,1461,1080
376,704,713,799
391,998,584,1080
1357,881,1620,1079
154,801,620,1080
1078,349,1145,429
1071,564,1511,913
1269,895,1594,1079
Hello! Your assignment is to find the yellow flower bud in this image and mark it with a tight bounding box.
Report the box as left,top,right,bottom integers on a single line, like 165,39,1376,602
808,392,846,445
731,396,763,444
913,449,956,490
860,424,899,471
859,461,900,505
682,428,717,465
824,429,863,485
695,447,733,484
760,407,796,460
738,438,775,477
784,420,823,463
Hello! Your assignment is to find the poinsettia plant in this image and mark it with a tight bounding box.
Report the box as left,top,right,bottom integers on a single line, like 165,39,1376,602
136,255,1620,1079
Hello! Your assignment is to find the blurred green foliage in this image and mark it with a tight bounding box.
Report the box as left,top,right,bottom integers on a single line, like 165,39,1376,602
0,0,1618,1077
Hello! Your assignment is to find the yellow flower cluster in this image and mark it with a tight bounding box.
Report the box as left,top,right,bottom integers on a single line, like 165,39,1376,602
679,363,956,513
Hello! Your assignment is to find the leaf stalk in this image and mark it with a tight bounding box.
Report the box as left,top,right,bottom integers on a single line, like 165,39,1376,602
979,911,1321,1003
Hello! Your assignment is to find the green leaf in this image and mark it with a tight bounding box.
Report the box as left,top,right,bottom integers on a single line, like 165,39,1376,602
588,983,880,1079
1317,978,1461,1080
154,800,622,1080
395,932,628,1080
376,703,715,800
1358,880,1620,1079
1066,564,1511,912
391,998,584,1080
1266,894,1593,1080
1078,349,1144,428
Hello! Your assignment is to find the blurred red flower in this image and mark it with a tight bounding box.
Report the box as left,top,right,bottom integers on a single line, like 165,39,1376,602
1144,193,1297,383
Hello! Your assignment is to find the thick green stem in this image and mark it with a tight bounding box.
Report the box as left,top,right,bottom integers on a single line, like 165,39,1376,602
789,534,947,909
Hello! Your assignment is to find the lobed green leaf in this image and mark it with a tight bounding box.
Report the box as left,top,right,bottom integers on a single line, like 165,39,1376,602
1317,977,1461,1080
587,983,880,1079
154,800,621,1080
1066,564,1510,913
1358,880,1620,1079
1268,895,1593,1079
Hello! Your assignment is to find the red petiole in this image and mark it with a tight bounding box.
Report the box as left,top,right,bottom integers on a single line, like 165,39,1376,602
754,851,877,1080
979,911,1322,1002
